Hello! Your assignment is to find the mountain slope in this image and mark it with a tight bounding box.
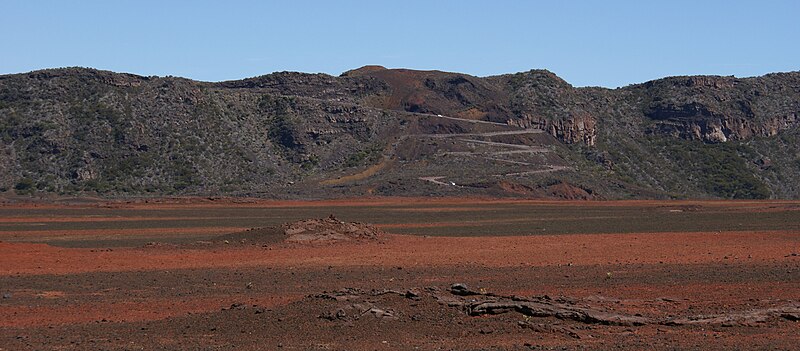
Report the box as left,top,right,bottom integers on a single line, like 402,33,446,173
0,66,798,199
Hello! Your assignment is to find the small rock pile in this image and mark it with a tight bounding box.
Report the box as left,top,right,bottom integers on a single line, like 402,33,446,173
283,215,384,243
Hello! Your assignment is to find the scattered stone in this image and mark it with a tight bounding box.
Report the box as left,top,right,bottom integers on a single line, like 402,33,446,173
404,289,421,300
222,303,247,311
780,312,800,321
320,301,397,322
2,293,11,299
449,283,473,296
365,307,396,319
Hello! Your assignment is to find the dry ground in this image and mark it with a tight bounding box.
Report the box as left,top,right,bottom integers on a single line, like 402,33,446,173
0,198,798,350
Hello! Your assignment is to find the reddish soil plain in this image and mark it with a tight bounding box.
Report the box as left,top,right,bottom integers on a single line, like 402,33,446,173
0,198,798,350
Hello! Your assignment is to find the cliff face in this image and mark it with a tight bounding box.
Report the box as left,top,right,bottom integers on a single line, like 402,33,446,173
646,111,798,142
498,70,600,146
507,112,597,146
1,66,799,199
635,74,800,143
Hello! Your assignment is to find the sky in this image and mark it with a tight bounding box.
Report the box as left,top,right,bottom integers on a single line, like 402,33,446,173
1,0,798,88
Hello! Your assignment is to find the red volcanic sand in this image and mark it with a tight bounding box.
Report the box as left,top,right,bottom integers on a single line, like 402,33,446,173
0,295,300,328
0,199,798,350
1,231,796,276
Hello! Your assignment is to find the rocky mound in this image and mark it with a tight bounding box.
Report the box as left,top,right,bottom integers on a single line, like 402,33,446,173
283,215,383,243
546,181,595,200
211,215,384,245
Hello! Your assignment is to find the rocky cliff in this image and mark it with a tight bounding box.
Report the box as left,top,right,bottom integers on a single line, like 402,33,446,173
637,75,800,143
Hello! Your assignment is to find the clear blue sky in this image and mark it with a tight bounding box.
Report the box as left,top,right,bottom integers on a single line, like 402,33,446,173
1,0,798,87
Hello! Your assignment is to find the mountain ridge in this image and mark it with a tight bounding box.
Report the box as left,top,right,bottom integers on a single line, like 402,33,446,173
1,66,798,199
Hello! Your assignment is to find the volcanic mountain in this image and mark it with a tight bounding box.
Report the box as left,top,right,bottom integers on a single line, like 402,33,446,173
1,66,798,199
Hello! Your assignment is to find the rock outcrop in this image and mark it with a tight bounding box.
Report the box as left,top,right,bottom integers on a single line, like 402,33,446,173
508,111,597,146
638,74,800,143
